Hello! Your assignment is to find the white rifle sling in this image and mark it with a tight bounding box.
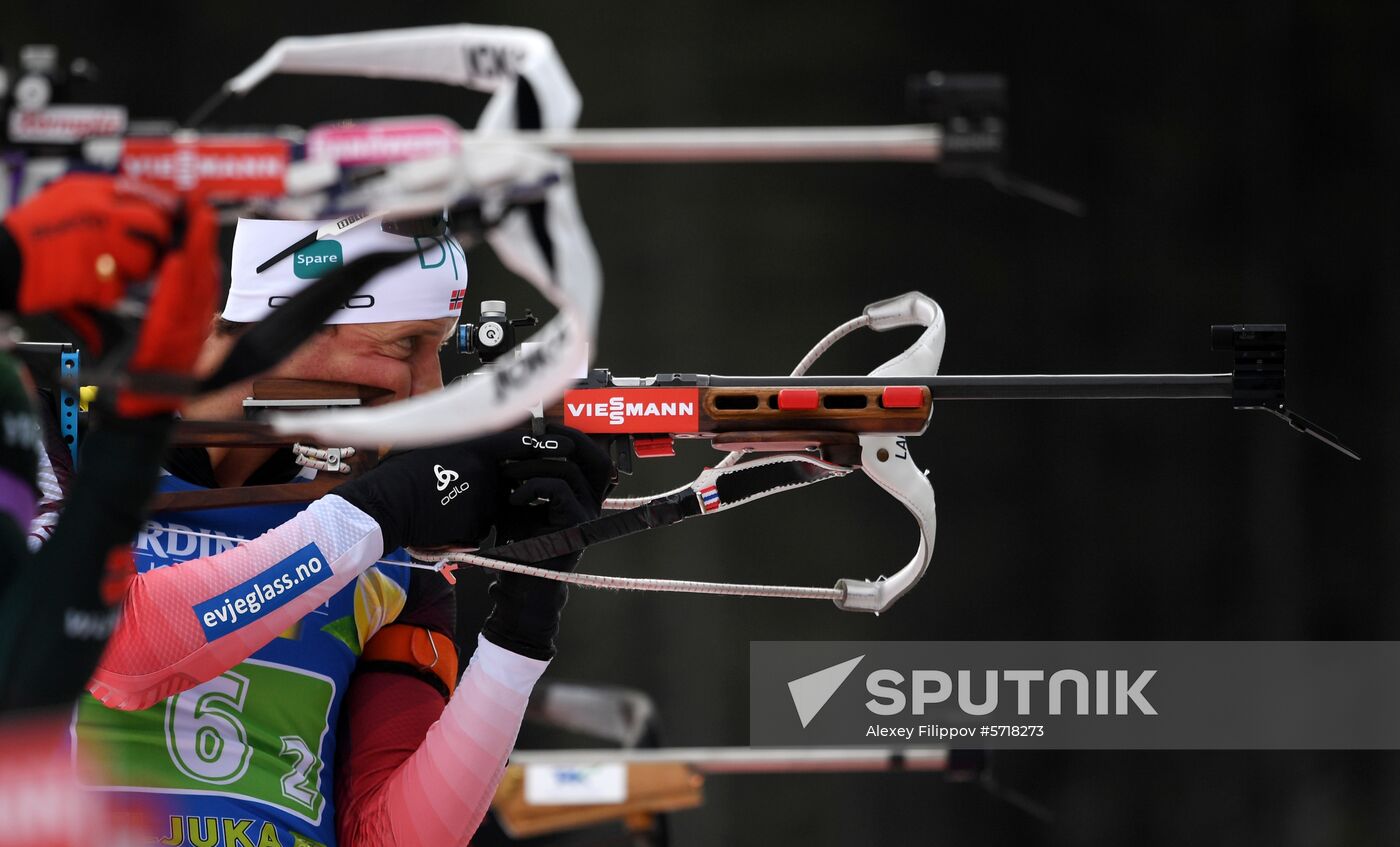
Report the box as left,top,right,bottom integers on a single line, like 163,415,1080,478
226,25,581,126
219,25,602,448
266,154,598,448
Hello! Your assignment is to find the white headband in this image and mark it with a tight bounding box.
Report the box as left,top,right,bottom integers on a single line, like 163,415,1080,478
224,218,469,324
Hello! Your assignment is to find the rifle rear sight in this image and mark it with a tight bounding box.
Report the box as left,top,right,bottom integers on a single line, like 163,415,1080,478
457,300,538,364
1211,323,1286,411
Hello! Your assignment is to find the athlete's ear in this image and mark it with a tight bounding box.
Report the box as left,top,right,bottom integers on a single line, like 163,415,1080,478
439,316,459,344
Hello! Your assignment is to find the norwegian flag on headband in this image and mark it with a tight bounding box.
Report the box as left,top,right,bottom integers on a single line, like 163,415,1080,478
449,289,466,312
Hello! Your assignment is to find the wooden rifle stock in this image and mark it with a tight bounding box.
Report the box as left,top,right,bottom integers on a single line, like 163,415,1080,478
153,379,389,513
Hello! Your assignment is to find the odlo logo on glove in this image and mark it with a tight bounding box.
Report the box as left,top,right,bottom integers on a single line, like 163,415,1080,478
434,464,470,505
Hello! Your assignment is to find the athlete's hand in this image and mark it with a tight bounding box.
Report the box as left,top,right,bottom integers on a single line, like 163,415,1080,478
335,444,498,556
334,429,599,555
111,197,220,418
482,424,612,661
0,174,222,418
494,426,612,548
0,174,177,315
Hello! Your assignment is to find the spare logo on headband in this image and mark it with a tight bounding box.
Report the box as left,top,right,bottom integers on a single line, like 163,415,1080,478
293,240,344,279
225,218,468,325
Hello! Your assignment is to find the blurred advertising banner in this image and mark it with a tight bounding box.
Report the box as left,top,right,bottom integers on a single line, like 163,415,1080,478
0,713,156,847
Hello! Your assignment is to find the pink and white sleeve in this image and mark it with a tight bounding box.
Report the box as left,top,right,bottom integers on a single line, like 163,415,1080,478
88,494,385,711
340,634,548,846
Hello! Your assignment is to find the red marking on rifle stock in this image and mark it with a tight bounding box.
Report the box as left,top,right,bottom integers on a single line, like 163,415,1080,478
881,386,925,409
633,435,677,457
777,389,819,410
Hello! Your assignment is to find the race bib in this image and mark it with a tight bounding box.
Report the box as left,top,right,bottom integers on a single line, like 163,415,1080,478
74,659,335,826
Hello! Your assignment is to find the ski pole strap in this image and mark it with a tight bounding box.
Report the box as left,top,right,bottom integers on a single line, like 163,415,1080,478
481,453,852,564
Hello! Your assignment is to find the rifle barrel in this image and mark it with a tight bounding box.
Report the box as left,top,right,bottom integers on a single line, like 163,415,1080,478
705,373,1233,400
465,125,944,163
508,746,954,774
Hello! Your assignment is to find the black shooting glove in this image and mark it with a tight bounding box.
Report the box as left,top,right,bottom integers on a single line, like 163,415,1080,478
482,424,613,661
334,431,555,554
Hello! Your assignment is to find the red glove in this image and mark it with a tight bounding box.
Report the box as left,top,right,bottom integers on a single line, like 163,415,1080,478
114,196,220,418
2,174,177,314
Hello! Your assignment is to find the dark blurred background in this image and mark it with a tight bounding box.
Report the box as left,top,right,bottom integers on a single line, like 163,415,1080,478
7,1,1398,844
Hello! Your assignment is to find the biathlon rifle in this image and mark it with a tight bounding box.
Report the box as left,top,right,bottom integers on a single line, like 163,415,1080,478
381,292,1350,616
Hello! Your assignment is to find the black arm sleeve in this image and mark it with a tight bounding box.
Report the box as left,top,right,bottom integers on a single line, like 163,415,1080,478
0,414,173,714
0,224,20,314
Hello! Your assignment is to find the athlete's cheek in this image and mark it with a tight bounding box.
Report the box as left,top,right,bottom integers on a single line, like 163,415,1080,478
292,349,414,401
346,359,414,402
